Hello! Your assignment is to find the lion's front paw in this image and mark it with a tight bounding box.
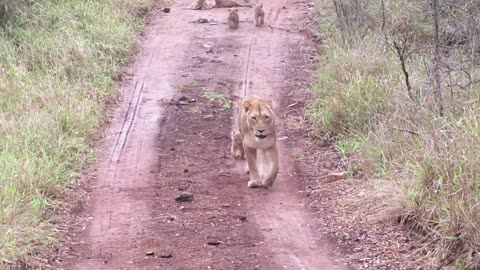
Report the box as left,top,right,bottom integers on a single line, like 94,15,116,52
247,179,262,188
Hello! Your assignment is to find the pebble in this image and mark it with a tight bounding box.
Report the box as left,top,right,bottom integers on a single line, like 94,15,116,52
175,192,193,202
158,251,173,258
206,236,221,246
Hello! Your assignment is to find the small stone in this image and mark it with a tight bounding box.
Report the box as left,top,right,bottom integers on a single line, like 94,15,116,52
206,236,221,246
158,251,172,258
146,251,155,256
239,216,247,222
183,168,189,173
326,172,346,181
163,7,170,13
175,192,193,202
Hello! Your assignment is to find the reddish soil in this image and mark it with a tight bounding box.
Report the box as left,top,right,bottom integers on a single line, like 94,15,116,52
48,0,350,269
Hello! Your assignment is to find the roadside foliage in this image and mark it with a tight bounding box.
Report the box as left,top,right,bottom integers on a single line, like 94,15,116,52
310,0,480,268
0,0,153,266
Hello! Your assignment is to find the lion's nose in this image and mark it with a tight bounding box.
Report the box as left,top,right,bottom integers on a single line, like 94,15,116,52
258,129,265,133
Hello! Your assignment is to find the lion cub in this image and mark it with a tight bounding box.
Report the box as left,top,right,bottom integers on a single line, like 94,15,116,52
227,8,240,29
253,3,265,26
231,131,245,160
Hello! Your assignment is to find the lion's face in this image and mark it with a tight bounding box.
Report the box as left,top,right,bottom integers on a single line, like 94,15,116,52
243,98,275,142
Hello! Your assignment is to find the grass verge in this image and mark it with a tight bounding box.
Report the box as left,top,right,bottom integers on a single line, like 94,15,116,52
0,0,154,266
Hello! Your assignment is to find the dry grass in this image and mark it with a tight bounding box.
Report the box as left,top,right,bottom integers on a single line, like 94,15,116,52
0,0,154,266
310,0,480,268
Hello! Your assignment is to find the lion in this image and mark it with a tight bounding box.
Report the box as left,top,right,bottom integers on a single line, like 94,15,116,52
231,130,244,159
227,8,240,29
253,3,265,26
214,0,253,8
237,95,279,188
182,0,212,10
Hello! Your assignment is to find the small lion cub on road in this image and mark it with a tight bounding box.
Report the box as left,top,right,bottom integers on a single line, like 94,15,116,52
231,131,245,160
227,8,240,29
253,3,265,26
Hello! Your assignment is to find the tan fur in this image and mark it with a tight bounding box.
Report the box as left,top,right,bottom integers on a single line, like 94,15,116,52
237,95,279,188
214,0,253,8
183,0,212,10
231,131,245,159
253,3,265,26
228,8,240,29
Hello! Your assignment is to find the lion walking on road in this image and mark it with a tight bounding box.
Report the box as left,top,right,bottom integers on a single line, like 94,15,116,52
233,95,279,188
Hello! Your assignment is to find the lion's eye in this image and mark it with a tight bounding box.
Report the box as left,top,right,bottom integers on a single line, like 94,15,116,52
252,116,257,120
265,116,269,120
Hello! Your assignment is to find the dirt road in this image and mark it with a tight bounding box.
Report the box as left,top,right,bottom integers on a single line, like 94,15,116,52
51,0,346,269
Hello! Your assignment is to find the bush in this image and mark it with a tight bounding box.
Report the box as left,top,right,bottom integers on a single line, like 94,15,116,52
311,0,480,267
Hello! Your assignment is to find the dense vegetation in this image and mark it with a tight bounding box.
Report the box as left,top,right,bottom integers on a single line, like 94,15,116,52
0,0,153,266
310,0,480,268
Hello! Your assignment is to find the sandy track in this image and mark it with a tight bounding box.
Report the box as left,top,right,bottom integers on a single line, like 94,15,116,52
52,0,346,269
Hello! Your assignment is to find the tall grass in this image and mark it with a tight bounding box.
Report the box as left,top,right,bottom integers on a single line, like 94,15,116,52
0,0,153,265
310,0,480,267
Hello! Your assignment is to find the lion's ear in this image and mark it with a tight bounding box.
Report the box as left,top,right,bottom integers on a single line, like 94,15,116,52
243,100,253,112
264,99,274,109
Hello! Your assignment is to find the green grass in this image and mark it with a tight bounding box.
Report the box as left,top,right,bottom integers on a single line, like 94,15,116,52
202,87,232,109
310,0,480,267
0,0,154,266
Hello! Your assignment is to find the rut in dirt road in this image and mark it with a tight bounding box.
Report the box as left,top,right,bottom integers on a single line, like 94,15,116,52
51,0,347,269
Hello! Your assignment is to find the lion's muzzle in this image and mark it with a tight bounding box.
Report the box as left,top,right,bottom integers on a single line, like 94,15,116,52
255,129,268,139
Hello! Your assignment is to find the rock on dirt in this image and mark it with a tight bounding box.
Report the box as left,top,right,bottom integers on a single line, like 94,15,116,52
326,172,347,182
206,236,221,246
175,192,193,202
158,251,173,258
